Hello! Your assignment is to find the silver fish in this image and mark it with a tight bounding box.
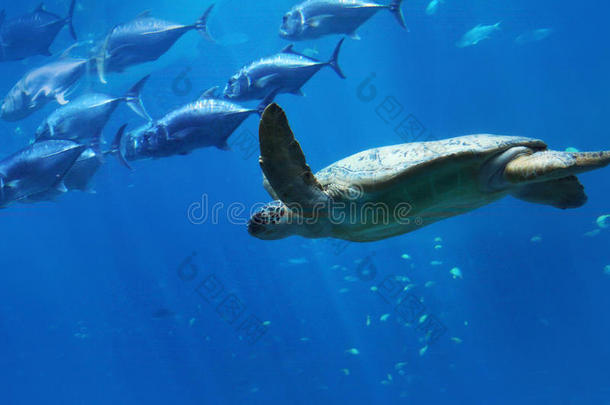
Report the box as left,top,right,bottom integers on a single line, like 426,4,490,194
1,56,89,121
515,28,553,45
95,5,214,84
0,140,85,207
0,0,77,61
35,75,151,144
456,22,501,48
223,39,345,101
111,88,275,165
279,0,406,41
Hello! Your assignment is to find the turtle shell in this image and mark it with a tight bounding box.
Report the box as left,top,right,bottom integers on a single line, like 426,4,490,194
315,135,548,194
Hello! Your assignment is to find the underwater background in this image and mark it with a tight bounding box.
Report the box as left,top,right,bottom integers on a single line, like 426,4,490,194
1,0,609,403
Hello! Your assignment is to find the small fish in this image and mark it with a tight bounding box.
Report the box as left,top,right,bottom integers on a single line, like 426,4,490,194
604,265,610,275
403,283,415,291
596,215,610,229
380,313,390,322
515,28,553,45
279,0,406,41
189,317,196,327
394,362,407,370
434,236,443,242
424,281,435,288
0,0,77,61
341,368,350,375
418,345,428,356
425,0,444,16
450,337,463,344
289,257,309,265
565,147,580,153
111,90,274,164
339,288,350,293
366,314,371,326
450,267,463,279
456,22,501,48
530,235,543,243
262,321,271,326
401,253,411,260
584,229,601,238
345,348,359,355
430,260,443,266
419,314,428,323
36,75,151,144
95,5,215,83
223,40,346,101
0,140,85,207
1,57,89,121
434,244,442,250
302,47,319,58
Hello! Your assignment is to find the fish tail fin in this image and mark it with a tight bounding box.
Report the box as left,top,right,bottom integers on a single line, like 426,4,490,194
108,124,132,170
256,89,279,116
327,38,346,79
388,0,408,31
124,75,152,121
66,0,77,40
195,4,215,42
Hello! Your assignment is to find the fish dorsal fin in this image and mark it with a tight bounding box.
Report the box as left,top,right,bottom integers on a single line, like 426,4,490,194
281,44,318,61
199,86,219,100
35,3,45,12
281,44,296,54
136,10,152,19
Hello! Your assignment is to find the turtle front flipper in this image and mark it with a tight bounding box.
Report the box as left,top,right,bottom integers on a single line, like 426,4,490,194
258,103,330,211
504,150,610,183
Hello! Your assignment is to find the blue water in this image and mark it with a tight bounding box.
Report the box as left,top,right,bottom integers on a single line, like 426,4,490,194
1,0,609,403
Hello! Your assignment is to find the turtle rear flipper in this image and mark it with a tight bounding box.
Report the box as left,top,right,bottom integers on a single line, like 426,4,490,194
258,103,329,212
504,150,610,184
511,175,587,209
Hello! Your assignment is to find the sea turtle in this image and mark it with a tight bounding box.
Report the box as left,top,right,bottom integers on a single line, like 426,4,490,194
247,104,610,242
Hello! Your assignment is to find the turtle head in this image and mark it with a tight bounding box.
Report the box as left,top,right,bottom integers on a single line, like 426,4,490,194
248,200,296,240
